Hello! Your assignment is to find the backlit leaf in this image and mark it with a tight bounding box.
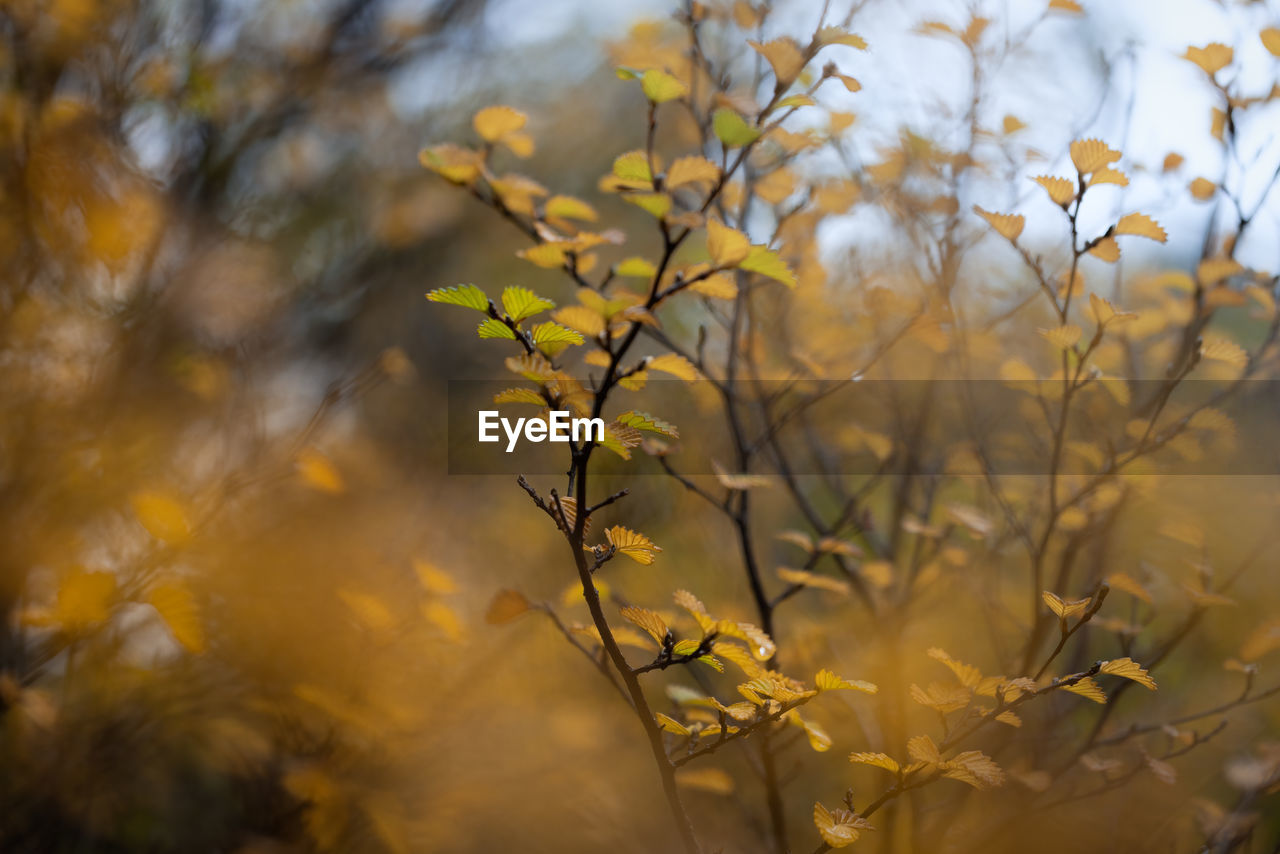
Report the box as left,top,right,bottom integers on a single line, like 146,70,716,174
603,525,662,564
620,605,669,645
740,245,797,287
1183,43,1233,76
706,218,751,266
647,353,700,381
713,108,761,147
131,491,191,543
1063,676,1107,704
477,318,517,340
426,283,488,311
1099,657,1157,690
473,105,527,142
485,589,531,624
849,752,900,773
1070,138,1122,174
641,69,688,103
665,156,720,190
749,37,807,84
1033,175,1075,206
815,668,878,693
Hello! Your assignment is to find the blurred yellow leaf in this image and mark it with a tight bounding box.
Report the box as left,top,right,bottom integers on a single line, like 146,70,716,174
131,491,191,543
473,104,527,142
296,449,345,495
973,206,1024,241
149,581,205,653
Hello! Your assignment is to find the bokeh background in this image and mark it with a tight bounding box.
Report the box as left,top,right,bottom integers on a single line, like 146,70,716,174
3,0,1280,852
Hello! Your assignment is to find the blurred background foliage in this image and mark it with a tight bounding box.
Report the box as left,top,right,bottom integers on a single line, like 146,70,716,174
2,0,1280,852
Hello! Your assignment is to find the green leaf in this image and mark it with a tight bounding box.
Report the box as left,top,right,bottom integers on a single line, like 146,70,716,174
642,69,689,103
672,638,701,655
427,284,488,311
502,286,556,322
530,322,585,347
478,318,517,339
613,151,652,184
713,109,761,147
740,245,796,287
615,410,679,438
615,66,641,80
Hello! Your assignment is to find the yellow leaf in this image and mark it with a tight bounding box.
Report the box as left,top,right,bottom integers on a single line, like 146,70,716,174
338,589,397,635
1002,114,1027,134
1197,257,1243,284
148,581,205,653
1263,28,1280,57
1189,177,1217,201
1241,619,1280,662
849,752,900,773
544,194,598,222
418,143,482,184
815,668,878,693
942,750,1006,789
1115,212,1167,243
740,244,796,287
647,353,700,381
1163,152,1184,172
296,449,345,495
973,206,1024,241
907,734,942,765
927,647,983,688
1099,657,1157,690
56,569,116,630
706,218,751,266
1049,0,1083,13
1063,676,1107,704
712,460,774,490
413,560,458,595
1089,236,1121,263
655,712,690,735
777,567,850,595
130,491,191,543
619,605,669,646
1033,175,1075,206
485,589,531,624
603,525,662,564
675,766,734,795
749,37,807,84
1200,337,1247,368
1042,590,1089,618
1088,167,1129,187
665,156,720,190
690,272,738,300
1037,324,1082,350
611,150,653,185
551,305,606,338
473,105,527,142
712,108,761,147
625,192,672,218
1105,572,1152,604
817,26,869,50
1070,138,1122,174
423,599,464,642
1183,43,1233,76
813,802,870,848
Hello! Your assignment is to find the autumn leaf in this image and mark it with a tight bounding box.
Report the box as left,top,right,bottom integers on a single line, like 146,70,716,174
641,69,688,103
849,752,900,773
749,38,807,85
602,526,662,564
1114,213,1167,243
131,491,191,543
713,108,761,147
813,802,871,848
1070,138,1122,174
973,206,1024,241
1033,175,1075,206
1099,657,1157,690
1183,43,1233,76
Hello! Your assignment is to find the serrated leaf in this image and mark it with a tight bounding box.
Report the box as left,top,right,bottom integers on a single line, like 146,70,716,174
612,150,653,184
477,318,517,340
426,283,489,311
530,322,584,347
776,567,850,595
493,387,546,406
1099,657,1157,690
1033,175,1075,206
815,668,878,693
603,525,662,564
501,286,555,323
713,108,761,147
620,605,669,646
655,712,691,735
707,218,751,266
813,802,870,848
665,156,720,190
614,410,679,438
1042,590,1089,618
818,26,868,49
1200,337,1247,367
1070,138,1122,174
740,244,796,287
1063,676,1107,704
1089,236,1121,263
849,752,899,773
973,206,1024,241
625,192,672,218
907,734,942,765
551,305,605,338
1115,213,1167,243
